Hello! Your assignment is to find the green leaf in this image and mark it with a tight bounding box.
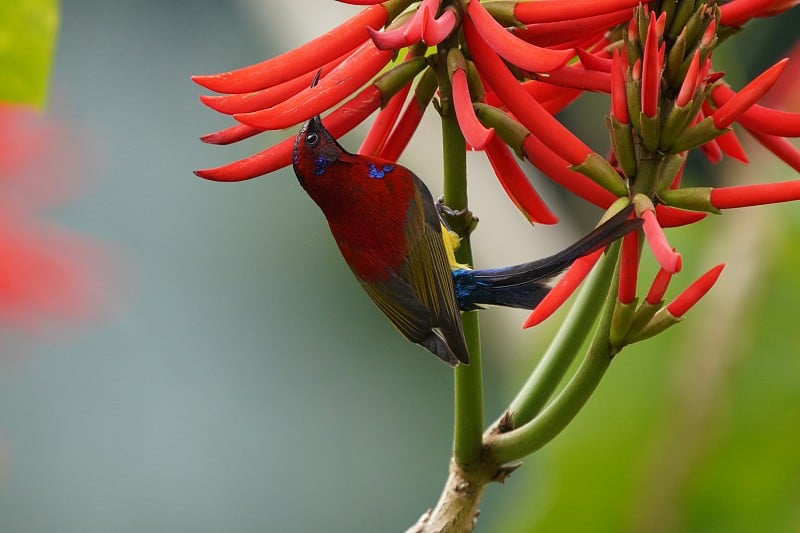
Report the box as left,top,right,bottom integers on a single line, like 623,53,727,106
0,0,59,108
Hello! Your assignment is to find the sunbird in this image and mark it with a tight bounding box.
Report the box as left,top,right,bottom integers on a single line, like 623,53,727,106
293,115,640,366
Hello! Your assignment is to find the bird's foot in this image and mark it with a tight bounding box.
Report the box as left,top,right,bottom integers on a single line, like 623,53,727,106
437,198,479,238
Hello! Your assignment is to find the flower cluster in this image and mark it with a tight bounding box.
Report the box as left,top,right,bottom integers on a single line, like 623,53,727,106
194,0,800,346
0,105,108,331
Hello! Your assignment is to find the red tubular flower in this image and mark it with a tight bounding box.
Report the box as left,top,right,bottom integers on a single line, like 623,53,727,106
710,181,800,209
640,207,681,273
711,59,789,130
358,82,410,156
655,204,707,228
0,106,110,330
710,83,800,137
676,50,701,107
512,9,633,48
532,66,611,93
521,134,617,208
522,249,604,328
484,136,558,224
719,0,788,27
419,5,459,45
199,123,263,145
640,12,662,118
611,49,629,123
451,68,494,150
195,86,383,181
192,4,390,93
575,48,613,72
666,264,725,318
466,0,574,74
700,136,723,164
618,230,640,304
464,17,592,166
199,54,349,115
645,257,681,305
378,70,437,161
368,21,417,50
743,127,800,172
714,128,749,163
234,42,394,129
512,0,641,23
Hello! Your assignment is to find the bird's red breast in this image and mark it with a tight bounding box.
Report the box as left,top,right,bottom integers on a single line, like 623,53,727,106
299,152,418,282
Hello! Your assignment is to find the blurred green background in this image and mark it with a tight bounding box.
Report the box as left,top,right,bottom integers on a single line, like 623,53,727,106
0,1,798,531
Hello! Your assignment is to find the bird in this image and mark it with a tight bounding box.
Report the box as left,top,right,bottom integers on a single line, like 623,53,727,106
292,114,640,366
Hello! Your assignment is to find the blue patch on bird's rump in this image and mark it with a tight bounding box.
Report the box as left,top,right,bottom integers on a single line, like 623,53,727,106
367,163,394,179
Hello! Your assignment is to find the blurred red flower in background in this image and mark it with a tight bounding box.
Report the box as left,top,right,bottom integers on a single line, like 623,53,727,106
0,105,109,332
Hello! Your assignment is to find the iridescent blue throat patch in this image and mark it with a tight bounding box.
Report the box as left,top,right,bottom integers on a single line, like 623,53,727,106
367,163,394,179
314,156,329,176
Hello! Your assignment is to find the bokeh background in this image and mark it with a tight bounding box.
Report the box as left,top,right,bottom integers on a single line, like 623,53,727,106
1,1,799,531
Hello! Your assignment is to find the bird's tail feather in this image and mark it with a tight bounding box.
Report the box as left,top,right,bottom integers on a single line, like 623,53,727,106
454,205,642,311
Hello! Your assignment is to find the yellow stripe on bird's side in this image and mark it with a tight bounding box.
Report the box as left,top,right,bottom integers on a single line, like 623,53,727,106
440,224,470,270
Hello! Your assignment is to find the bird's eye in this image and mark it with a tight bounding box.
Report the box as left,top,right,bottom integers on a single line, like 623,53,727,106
305,132,319,147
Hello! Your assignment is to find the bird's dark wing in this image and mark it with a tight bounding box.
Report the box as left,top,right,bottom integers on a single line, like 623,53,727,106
360,276,461,366
397,175,469,364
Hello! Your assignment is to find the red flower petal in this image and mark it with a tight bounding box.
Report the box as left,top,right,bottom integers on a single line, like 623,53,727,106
199,54,349,115
712,59,789,130
195,86,383,181
532,66,611,93
511,9,632,47
464,17,592,165
420,5,459,45
714,128,749,163
375,67,438,162
676,50,701,108
451,69,494,150
611,49,629,124
645,259,680,305
709,180,800,209
484,136,558,224
666,264,725,318
199,123,263,145
744,127,800,172
719,0,781,26
655,204,707,227
700,137,723,164
522,249,604,328
466,0,573,73
234,42,393,130
641,12,661,118
711,83,800,137
358,82,411,156
618,230,640,304
192,5,387,93
575,48,613,72
641,209,681,273
513,0,641,24
521,134,618,208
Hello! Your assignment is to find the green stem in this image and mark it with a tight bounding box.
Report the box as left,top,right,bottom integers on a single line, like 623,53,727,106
439,49,484,467
485,242,622,464
500,243,620,428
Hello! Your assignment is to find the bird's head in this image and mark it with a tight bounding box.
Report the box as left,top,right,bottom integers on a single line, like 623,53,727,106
292,72,348,187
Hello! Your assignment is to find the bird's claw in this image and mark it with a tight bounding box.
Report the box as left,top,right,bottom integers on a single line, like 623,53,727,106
437,197,479,237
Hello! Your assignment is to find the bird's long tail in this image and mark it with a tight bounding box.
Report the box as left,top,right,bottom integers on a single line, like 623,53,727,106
453,206,642,311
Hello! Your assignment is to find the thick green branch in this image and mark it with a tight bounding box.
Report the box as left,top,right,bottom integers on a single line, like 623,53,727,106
438,48,484,467
501,244,621,428
485,242,622,464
